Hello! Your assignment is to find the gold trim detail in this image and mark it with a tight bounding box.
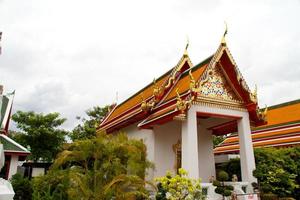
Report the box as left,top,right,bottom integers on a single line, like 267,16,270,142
193,98,247,112
172,140,181,173
175,88,194,113
189,70,200,94
153,78,163,102
250,84,258,104
198,63,242,102
257,105,268,121
140,95,155,112
173,113,187,121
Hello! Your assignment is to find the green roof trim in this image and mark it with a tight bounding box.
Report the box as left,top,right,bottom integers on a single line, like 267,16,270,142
252,119,300,131
267,98,300,111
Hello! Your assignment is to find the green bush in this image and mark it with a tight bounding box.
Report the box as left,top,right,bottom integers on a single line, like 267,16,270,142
216,147,300,199
32,132,153,200
254,147,300,198
216,158,241,181
10,173,33,200
155,168,203,200
213,171,233,198
217,170,229,182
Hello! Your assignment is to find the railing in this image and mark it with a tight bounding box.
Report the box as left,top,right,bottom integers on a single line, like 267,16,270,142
201,182,259,200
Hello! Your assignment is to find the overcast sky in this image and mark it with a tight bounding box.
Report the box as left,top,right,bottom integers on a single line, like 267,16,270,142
1,0,300,130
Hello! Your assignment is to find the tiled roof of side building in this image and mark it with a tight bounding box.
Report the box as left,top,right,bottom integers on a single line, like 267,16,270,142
0,134,30,153
214,98,300,154
254,98,300,130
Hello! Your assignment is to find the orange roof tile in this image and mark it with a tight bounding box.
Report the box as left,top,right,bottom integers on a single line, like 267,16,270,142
215,99,300,154
102,72,170,124
214,135,300,154
258,99,300,129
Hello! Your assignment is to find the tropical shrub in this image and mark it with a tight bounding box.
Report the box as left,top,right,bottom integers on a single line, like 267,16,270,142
155,168,203,200
213,170,233,199
32,132,153,200
254,147,300,198
216,147,300,199
217,158,241,181
10,173,33,200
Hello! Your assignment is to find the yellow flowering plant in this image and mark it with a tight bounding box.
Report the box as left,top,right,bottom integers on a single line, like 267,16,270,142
155,168,204,200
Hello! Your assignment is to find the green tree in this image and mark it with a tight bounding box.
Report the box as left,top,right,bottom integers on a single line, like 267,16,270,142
253,147,299,198
32,132,153,200
69,105,110,141
12,111,68,162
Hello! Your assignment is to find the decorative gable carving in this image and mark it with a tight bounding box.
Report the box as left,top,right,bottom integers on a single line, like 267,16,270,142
199,63,242,103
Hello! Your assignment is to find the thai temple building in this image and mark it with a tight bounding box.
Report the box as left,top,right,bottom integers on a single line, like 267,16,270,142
98,33,269,197
214,99,300,155
0,85,30,180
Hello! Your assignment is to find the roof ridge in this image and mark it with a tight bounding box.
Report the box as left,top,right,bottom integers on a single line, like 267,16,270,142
106,55,213,116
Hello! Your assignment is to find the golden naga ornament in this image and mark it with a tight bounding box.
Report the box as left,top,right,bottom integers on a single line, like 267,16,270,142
140,95,155,112
250,84,258,103
175,88,194,113
175,89,186,112
153,78,163,101
189,70,200,94
257,105,268,121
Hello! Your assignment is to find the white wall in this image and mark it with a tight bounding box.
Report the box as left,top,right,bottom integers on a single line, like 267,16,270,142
8,155,18,179
122,124,155,180
197,117,231,181
32,168,45,177
197,126,215,182
153,121,181,177
122,121,181,179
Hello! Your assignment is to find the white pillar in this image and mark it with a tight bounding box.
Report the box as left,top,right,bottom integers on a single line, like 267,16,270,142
8,155,19,179
237,114,257,191
181,108,199,179
197,127,216,182
145,130,155,180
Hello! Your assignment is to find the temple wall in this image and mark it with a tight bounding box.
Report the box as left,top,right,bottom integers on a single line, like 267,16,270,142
122,124,155,180
8,155,18,179
153,121,181,178
122,121,181,179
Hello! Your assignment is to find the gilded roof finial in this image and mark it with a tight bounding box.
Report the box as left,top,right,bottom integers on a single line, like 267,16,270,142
221,21,228,45
250,84,258,103
184,36,189,56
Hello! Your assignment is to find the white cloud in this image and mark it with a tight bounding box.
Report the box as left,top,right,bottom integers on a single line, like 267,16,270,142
0,0,300,130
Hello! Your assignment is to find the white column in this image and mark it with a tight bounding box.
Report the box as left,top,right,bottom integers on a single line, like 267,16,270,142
197,127,216,182
145,130,155,180
8,155,19,179
237,114,257,191
181,107,199,179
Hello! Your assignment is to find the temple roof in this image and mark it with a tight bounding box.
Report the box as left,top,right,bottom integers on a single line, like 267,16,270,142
214,99,300,154
98,40,266,133
0,134,30,155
